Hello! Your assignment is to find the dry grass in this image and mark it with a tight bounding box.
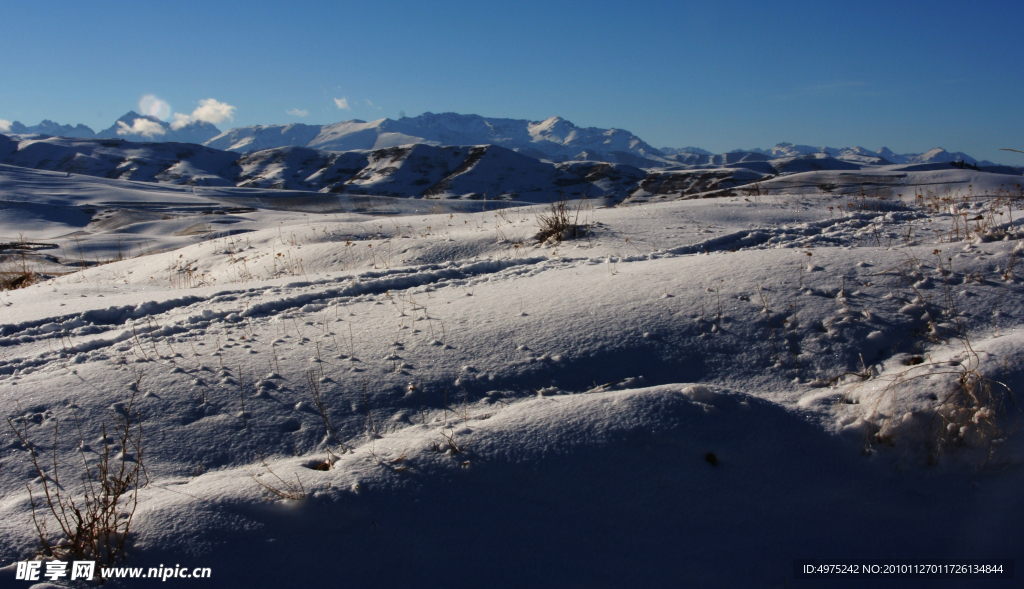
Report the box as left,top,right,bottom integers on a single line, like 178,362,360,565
250,449,306,501
7,385,145,577
0,252,39,290
856,244,1019,465
865,338,1014,466
307,368,350,457
535,194,589,244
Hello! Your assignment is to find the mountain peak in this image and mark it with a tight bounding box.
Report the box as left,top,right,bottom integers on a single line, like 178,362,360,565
93,111,220,144
115,110,149,122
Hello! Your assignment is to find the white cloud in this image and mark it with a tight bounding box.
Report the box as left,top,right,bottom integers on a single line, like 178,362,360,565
365,99,381,111
333,97,351,110
0,119,11,133
170,98,236,130
116,118,167,138
139,95,171,120
287,108,309,117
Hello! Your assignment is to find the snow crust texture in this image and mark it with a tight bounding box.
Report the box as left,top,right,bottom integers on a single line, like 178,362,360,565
1,162,1024,587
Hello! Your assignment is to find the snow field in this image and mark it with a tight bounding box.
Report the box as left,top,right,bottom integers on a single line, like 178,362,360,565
2,172,1024,587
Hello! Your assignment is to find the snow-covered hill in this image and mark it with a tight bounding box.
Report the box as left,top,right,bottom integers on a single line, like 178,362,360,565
1,163,1023,587
0,136,717,202
0,135,240,185
3,134,1021,208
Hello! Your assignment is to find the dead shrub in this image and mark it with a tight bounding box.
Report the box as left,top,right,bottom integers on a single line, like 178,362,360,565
7,388,145,576
535,194,589,244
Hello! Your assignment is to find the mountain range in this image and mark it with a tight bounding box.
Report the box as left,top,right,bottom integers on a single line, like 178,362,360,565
718,142,988,166
4,111,222,145
202,112,666,164
2,111,1004,168
2,132,1019,205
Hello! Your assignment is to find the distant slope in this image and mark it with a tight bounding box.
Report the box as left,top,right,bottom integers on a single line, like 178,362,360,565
1,135,239,185
234,146,370,192
204,123,324,153
237,143,651,201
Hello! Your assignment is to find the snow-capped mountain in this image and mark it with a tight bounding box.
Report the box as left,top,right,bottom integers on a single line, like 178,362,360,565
659,146,714,157
908,147,982,165
6,111,1005,169
206,112,666,163
204,123,323,153
4,119,96,138
715,142,991,166
5,112,222,145
95,111,222,145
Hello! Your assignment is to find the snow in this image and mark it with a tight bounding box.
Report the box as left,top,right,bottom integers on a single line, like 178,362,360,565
7,111,1015,172
204,112,667,163
8,133,1019,209
1,163,1024,587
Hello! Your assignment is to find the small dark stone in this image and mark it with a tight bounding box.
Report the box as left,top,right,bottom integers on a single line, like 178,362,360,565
705,452,718,466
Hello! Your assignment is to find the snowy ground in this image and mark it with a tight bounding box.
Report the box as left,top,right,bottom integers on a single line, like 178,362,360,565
1,165,1023,587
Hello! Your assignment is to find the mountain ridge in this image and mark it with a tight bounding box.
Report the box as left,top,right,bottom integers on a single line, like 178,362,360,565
204,112,667,164
1,111,1005,167
2,133,1020,206
4,112,222,145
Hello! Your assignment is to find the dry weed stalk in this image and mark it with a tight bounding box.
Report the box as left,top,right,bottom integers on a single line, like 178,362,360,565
307,369,349,456
250,449,306,501
7,385,145,575
866,340,1013,465
536,193,589,244
0,256,38,290
433,427,468,456
755,284,779,362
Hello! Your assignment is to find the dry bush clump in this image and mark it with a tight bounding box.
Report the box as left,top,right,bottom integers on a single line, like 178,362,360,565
536,194,589,244
929,360,1009,454
0,253,39,290
865,346,1014,466
7,387,145,575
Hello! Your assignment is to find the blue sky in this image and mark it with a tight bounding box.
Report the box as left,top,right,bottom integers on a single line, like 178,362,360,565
1,0,1022,163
